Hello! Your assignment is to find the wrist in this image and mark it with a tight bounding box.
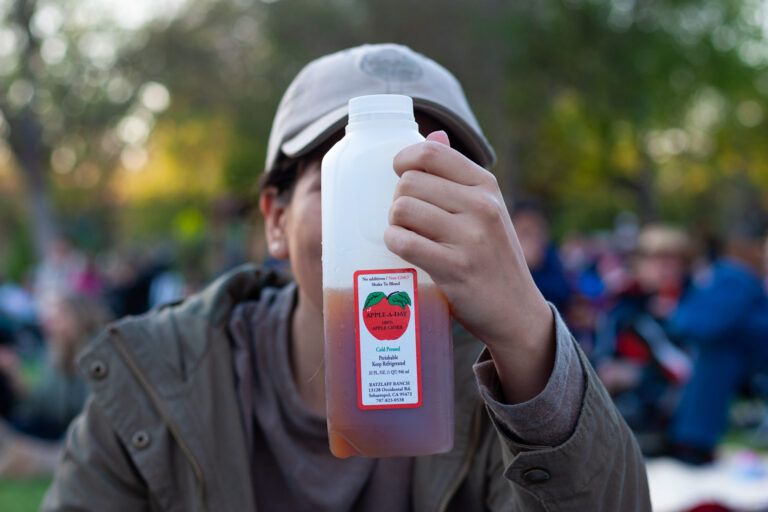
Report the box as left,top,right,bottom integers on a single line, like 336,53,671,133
485,291,553,355
487,296,556,404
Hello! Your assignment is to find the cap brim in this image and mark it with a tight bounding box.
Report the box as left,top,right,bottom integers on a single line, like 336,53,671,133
281,104,349,160
281,100,497,169
413,99,496,169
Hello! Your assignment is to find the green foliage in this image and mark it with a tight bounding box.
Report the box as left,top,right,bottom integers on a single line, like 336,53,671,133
117,197,210,245
3,0,768,263
222,109,272,196
493,0,768,232
0,478,51,512
0,201,35,281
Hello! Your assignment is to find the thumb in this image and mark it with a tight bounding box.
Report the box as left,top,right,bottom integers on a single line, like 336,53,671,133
426,130,450,147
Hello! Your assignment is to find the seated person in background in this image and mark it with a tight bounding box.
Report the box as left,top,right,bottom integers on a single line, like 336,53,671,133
668,229,768,464
0,320,18,420
510,200,573,312
593,224,693,448
764,234,768,289
0,294,108,478
10,292,111,440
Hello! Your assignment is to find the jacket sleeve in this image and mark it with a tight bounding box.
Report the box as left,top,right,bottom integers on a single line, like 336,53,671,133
474,306,583,447
477,318,651,511
40,397,151,512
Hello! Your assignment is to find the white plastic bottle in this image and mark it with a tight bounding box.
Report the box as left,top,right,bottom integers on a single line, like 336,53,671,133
321,94,454,458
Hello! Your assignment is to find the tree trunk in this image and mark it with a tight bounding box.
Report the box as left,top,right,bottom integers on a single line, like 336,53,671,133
16,118,57,258
4,0,58,261
637,158,658,224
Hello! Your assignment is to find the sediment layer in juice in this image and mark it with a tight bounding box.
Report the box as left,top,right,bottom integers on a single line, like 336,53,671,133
323,285,454,458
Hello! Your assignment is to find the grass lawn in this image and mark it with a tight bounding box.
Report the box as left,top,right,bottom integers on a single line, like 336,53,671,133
0,478,51,512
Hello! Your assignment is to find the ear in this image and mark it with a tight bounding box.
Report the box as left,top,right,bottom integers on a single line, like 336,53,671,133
259,187,290,260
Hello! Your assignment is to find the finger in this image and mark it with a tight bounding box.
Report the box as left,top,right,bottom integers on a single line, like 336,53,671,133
394,140,490,186
426,130,450,146
389,195,456,243
394,170,472,215
383,225,456,282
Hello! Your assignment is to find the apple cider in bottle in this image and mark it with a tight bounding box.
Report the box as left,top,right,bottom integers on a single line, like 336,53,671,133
321,94,454,458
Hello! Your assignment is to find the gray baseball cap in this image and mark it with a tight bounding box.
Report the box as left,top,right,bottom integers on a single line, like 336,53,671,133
265,43,496,177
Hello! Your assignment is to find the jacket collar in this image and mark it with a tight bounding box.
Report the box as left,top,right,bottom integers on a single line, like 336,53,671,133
77,265,289,512
107,265,287,395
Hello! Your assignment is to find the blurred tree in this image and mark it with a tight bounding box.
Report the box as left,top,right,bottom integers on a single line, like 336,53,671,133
256,0,768,234
0,0,174,262
2,0,767,276
1,0,56,259
497,0,768,235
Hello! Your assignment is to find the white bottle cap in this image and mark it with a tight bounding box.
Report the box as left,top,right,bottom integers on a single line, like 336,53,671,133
348,94,414,122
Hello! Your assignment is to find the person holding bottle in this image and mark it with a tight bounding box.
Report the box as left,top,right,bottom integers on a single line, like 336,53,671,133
43,44,649,511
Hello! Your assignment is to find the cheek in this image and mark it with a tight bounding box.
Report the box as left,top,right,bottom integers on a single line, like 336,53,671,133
296,206,322,253
287,201,323,282
290,214,324,309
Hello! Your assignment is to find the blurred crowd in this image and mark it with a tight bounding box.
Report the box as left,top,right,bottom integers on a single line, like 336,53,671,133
513,202,768,465
0,238,193,477
0,207,767,477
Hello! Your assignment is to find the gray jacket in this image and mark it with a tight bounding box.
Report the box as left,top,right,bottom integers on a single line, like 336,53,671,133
42,265,650,511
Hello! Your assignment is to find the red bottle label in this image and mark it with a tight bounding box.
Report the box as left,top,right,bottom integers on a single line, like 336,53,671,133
354,268,422,410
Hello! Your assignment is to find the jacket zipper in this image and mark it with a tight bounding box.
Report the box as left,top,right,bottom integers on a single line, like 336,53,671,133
112,331,208,512
437,401,484,512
